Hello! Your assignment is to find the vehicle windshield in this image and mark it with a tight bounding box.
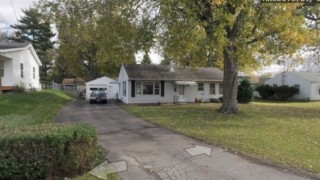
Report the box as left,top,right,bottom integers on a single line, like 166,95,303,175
91,90,106,97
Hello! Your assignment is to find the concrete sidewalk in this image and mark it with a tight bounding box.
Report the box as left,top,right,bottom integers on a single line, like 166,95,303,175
56,101,312,180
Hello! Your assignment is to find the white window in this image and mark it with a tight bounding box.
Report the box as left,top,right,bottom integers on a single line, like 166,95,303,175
210,83,215,94
33,67,35,79
154,82,160,95
123,81,126,96
136,82,142,96
198,83,204,91
0,60,3,77
143,82,153,95
136,81,160,96
20,63,24,78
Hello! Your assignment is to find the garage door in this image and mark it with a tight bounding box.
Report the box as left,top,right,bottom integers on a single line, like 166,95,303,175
87,85,108,99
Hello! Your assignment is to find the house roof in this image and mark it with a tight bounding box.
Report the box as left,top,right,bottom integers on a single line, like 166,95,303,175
85,76,116,85
124,64,223,81
290,72,320,83
0,42,30,49
62,77,86,85
0,42,42,66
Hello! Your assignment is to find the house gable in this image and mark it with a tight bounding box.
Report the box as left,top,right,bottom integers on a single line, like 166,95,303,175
0,42,42,90
85,76,116,85
0,43,42,66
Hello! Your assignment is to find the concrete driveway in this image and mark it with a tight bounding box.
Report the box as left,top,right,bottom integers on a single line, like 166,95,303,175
55,101,311,180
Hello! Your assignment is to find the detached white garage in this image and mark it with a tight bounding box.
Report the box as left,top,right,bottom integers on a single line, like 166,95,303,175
85,76,119,100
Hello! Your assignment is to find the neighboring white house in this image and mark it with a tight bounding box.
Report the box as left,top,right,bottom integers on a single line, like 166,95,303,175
85,76,119,100
265,71,320,101
118,64,224,104
0,42,42,92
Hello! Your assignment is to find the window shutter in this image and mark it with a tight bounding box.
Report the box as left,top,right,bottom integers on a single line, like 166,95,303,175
131,80,135,97
161,81,165,97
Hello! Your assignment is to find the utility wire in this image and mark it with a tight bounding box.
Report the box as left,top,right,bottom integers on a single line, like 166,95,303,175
10,0,18,21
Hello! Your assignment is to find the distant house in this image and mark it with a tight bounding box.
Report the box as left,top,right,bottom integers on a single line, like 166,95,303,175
265,71,320,101
62,77,86,91
85,76,119,100
118,64,224,104
0,42,42,92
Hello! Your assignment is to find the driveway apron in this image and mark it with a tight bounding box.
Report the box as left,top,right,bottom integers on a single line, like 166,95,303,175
55,101,311,180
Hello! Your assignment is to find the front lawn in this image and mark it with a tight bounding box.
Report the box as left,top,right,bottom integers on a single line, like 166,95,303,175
0,90,73,130
0,90,106,179
126,102,320,173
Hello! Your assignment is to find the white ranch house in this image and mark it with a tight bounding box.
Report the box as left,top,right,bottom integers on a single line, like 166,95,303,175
118,64,223,104
85,76,119,100
0,42,42,92
265,71,320,101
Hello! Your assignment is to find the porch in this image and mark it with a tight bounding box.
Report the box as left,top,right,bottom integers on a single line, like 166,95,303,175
0,55,13,93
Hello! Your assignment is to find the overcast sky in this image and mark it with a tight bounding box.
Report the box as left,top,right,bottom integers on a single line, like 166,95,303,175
0,0,37,30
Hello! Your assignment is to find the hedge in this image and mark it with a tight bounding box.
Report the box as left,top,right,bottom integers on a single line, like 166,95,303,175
255,84,275,99
0,123,103,179
273,85,298,101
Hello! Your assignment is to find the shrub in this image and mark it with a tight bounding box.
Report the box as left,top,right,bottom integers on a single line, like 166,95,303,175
256,84,275,99
273,85,298,101
13,83,26,93
0,123,103,179
237,79,254,103
209,98,220,103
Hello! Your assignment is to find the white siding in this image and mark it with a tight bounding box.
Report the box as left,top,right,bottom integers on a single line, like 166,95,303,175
126,81,223,104
118,65,129,103
184,82,222,102
2,58,13,86
1,49,41,90
265,72,313,100
85,76,119,99
310,83,320,101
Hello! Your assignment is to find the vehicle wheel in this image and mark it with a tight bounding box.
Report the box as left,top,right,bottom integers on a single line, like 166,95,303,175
90,100,94,104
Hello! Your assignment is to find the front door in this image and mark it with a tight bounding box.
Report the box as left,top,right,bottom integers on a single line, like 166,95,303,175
176,85,185,102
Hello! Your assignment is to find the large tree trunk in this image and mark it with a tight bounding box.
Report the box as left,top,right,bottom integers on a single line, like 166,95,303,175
219,45,238,113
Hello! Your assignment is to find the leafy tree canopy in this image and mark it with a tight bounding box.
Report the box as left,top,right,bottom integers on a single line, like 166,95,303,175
10,8,55,83
120,0,317,113
141,51,152,64
37,0,143,80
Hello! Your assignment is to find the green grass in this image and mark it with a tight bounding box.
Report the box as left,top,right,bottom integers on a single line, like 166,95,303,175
0,90,74,130
74,173,120,180
126,101,320,173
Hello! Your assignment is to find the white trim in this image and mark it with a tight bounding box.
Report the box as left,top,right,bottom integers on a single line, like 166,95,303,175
174,81,197,85
135,81,161,96
0,44,42,66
